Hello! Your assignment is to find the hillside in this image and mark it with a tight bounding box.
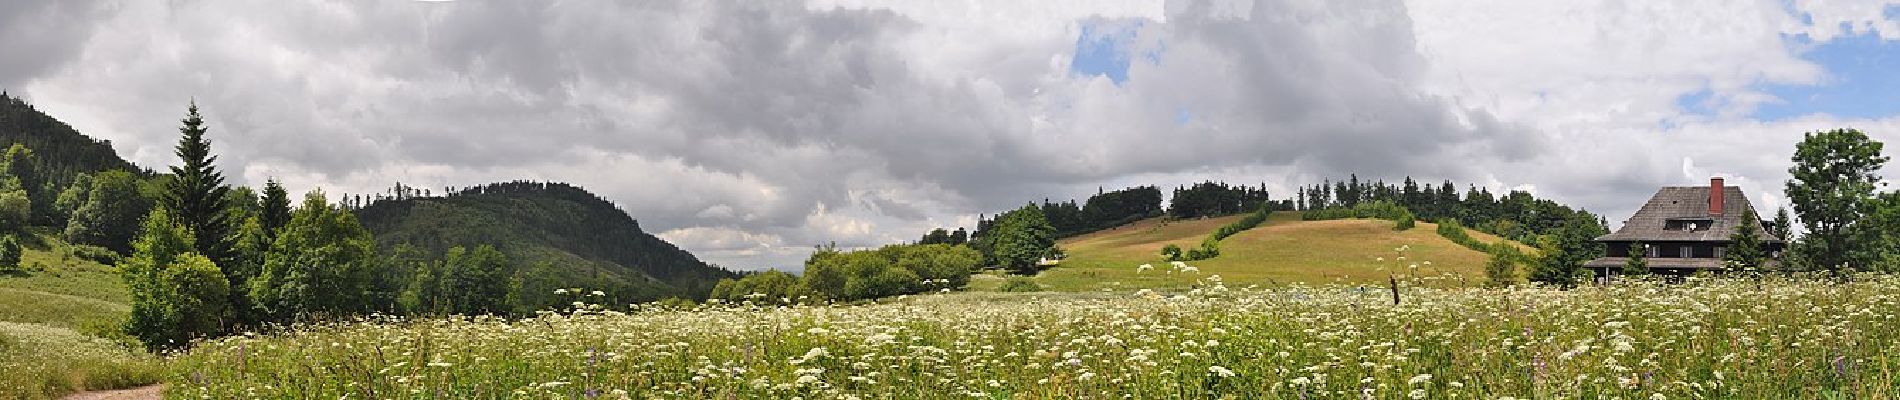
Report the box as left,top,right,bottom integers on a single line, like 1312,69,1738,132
0,93,141,185
354,182,737,301
1030,213,1533,291
0,235,165,399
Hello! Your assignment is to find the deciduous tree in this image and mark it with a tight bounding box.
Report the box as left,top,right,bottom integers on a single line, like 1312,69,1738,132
1785,129,1887,276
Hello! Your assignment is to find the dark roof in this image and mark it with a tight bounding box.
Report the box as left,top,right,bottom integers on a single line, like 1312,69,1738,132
1596,186,1777,242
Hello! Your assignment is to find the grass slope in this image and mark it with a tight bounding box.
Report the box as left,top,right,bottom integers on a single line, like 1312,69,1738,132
0,237,164,400
1034,213,1528,291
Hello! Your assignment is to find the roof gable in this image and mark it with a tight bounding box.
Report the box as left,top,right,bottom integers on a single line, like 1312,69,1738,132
1597,186,1776,242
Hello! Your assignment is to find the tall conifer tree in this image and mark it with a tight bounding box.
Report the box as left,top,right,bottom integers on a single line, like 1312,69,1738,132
168,101,235,265
260,178,292,239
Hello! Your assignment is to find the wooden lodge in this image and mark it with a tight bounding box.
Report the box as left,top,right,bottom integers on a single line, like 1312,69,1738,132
1583,177,1783,277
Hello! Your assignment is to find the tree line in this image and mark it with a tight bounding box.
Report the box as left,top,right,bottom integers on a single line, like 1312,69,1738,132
0,102,679,349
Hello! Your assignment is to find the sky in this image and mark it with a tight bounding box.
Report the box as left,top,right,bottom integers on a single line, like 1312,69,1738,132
2,0,1899,272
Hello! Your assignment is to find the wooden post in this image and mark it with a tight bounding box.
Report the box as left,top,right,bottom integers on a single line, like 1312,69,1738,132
1389,275,1400,305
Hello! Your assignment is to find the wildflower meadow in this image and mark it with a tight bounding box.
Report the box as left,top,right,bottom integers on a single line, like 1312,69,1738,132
167,275,1900,399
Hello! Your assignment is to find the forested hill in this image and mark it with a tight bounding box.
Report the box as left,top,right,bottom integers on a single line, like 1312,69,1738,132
353,181,738,300
0,92,141,185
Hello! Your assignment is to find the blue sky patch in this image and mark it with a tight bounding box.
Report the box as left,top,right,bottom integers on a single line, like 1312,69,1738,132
1751,32,1900,121
1070,20,1144,85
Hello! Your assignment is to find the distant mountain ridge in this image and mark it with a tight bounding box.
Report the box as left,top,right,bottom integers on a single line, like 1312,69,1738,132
354,181,738,300
0,92,142,185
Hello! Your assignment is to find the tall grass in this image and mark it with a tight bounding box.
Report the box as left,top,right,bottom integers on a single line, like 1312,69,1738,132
170,276,1900,398
0,322,167,400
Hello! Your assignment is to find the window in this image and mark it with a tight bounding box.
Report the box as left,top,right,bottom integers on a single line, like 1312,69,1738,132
1664,219,1714,232
1679,246,1691,258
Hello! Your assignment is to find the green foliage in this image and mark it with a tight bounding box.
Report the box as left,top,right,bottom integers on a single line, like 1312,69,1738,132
998,276,1042,292
249,191,384,321
1483,245,1520,288
123,208,229,349
1184,237,1221,260
63,170,153,254
225,216,269,324
400,245,515,315
260,178,292,240
1622,241,1649,276
1771,208,1793,244
1785,128,1888,275
708,270,813,304
1725,210,1767,272
1528,215,1608,289
1302,201,1415,231
1862,192,1900,273
0,235,19,272
0,93,141,193
165,102,236,266
1168,181,1273,219
1160,244,1183,261
52,172,91,222
0,190,28,234
1,144,56,226
800,243,982,302
986,204,1056,274
354,181,732,301
1435,219,1489,253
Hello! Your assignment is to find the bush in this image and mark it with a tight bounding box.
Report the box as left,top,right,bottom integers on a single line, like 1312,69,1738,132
998,276,1042,292
1394,210,1416,231
801,243,983,302
1160,244,1183,261
0,235,20,273
1484,246,1521,288
0,190,28,234
68,243,121,266
1180,206,1274,261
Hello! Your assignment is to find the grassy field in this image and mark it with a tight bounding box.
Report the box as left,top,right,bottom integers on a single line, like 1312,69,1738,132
168,276,1900,399
1031,213,1528,291
0,236,164,400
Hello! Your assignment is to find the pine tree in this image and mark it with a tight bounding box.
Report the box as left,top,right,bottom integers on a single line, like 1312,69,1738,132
1725,210,1766,272
1770,208,1793,244
167,101,236,265
1622,241,1649,276
260,178,292,239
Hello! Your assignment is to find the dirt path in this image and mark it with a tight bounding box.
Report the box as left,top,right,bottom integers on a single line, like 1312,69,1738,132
59,385,164,400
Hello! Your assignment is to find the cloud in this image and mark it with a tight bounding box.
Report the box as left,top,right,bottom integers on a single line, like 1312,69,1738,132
7,0,1899,270
0,0,110,90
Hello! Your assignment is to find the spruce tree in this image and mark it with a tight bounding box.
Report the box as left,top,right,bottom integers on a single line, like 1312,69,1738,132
260,178,292,239
1725,210,1766,272
1622,241,1649,276
1770,208,1793,244
167,101,235,265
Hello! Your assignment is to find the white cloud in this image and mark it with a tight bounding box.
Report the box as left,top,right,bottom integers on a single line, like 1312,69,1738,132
7,0,1900,270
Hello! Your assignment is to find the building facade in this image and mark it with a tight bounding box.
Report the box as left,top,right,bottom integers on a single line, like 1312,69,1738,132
1584,177,1782,276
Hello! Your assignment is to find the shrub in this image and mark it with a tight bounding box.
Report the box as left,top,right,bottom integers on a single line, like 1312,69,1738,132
68,243,121,266
998,276,1042,292
0,235,20,273
1302,201,1413,230
0,190,28,234
1180,206,1273,261
1160,244,1183,261
1484,246,1521,288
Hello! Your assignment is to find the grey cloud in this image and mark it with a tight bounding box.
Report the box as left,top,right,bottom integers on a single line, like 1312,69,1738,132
0,0,109,90
17,0,1576,270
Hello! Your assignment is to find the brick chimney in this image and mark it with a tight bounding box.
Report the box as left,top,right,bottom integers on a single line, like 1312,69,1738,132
1709,177,1725,216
